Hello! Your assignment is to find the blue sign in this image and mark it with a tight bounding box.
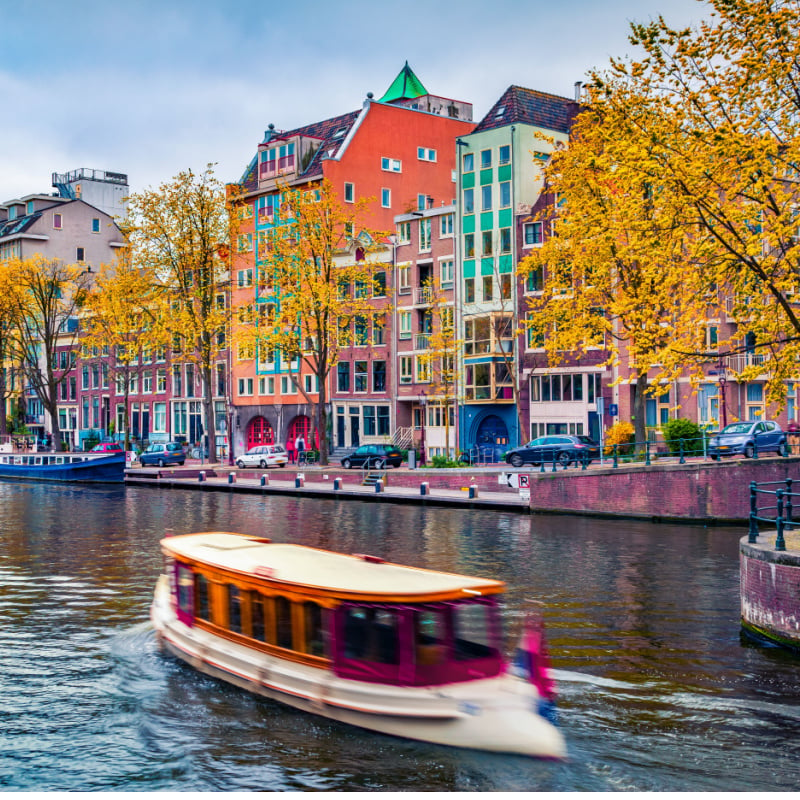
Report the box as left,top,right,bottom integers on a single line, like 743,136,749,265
609,403,619,416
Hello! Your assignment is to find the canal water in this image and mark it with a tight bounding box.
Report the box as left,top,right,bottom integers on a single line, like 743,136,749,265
1,482,799,792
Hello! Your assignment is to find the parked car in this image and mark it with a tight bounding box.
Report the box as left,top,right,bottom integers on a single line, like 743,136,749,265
341,444,403,469
91,442,123,453
139,441,186,467
708,420,787,460
504,434,600,468
236,444,288,469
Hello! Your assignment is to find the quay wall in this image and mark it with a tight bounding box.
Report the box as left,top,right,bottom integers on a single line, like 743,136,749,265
526,457,800,522
740,537,800,650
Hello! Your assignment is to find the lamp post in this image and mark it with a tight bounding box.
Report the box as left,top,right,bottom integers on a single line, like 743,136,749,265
226,401,235,466
718,360,728,428
419,390,427,467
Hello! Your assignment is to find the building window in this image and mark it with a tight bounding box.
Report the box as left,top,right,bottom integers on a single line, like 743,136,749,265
417,194,427,211
500,182,511,208
419,219,432,252
440,214,453,237
338,361,350,392
92,218,100,233
372,361,386,392
399,311,412,339
524,222,543,246
400,356,413,384
355,361,368,392
464,277,475,303
499,145,511,165
381,157,401,172
156,368,167,393
463,188,474,214
76,247,85,262
397,221,411,243
355,316,369,345
344,182,354,203
53,213,62,230
399,265,411,293
464,233,475,258
500,227,512,254
482,275,493,301
381,188,391,208
373,313,385,345
500,273,512,299
482,231,493,256
417,147,437,162
481,185,492,211
481,149,492,169
440,259,454,285
415,356,431,383
462,152,474,172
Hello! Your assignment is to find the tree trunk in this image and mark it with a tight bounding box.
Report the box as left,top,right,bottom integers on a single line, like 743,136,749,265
0,367,7,436
201,363,217,463
317,378,329,465
632,372,648,455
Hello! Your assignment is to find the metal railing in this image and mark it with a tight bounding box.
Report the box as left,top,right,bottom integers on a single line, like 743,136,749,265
748,480,797,551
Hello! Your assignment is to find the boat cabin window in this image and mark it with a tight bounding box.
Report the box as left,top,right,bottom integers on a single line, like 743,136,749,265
342,606,399,664
176,564,193,617
251,593,266,642
452,602,498,661
415,609,447,665
275,596,293,649
227,585,242,634
195,574,210,621
304,602,325,656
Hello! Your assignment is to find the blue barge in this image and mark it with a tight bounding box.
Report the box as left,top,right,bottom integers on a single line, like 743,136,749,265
0,452,126,483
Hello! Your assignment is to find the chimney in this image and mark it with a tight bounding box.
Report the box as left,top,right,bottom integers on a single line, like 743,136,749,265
574,81,583,102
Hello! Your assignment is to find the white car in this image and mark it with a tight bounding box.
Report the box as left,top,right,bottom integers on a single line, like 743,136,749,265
236,444,288,469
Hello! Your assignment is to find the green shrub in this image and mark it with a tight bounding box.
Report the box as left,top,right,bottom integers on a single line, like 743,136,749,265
661,418,706,456
431,454,461,468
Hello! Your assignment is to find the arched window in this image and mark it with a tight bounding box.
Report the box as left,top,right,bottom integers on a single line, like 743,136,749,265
247,416,274,448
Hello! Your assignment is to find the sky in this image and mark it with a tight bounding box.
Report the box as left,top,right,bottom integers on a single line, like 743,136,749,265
0,0,706,201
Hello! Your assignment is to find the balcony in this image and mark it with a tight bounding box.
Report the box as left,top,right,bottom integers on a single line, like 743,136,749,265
725,352,767,374
259,155,296,179
413,286,434,305
415,333,430,351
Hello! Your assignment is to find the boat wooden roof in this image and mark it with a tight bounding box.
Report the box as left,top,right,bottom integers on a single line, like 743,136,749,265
161,532,505,602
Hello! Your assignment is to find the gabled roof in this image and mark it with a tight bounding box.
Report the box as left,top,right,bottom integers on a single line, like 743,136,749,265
471,85,580,135
380,61,428,103
239,109,361,187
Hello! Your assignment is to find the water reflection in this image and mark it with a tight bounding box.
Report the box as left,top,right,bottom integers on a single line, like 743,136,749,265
1,482,800,790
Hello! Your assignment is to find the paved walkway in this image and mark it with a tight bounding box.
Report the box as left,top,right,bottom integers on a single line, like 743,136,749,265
126,464,530,513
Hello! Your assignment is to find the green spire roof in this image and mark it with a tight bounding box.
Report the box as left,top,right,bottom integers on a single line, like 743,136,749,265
379,61,428,103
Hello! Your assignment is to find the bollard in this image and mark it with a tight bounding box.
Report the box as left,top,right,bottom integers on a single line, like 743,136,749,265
375,479,383,494
420,481,429,496
776,489,786,551
228,472,236,484
749,481,759,542
260,473,269,486
198,471,206,482
333,477,341,491
295,474,304,488
469,484,478,499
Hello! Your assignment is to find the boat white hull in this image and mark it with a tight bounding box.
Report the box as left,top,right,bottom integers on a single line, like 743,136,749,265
150,575,566,759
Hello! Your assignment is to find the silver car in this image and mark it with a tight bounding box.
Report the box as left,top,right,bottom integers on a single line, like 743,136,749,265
236,444,288,469
708,420,787,459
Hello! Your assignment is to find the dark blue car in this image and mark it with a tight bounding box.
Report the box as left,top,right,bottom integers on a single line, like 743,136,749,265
708,420,786,459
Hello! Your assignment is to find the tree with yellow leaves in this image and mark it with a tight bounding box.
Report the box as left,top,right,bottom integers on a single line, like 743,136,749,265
5,255,93,448
122,165,231,460
241,179,386,465
591,0,800,409
519,84,712,447
81,255,169,450
0,259,21,435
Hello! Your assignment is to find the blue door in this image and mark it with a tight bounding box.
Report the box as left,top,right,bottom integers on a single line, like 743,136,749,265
475,415,510,463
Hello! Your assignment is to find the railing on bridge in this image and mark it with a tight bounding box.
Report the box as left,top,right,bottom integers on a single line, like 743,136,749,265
748,480,797,552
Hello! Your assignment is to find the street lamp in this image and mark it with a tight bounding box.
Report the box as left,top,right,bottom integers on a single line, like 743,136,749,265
419,390,427,467
717,360,728,428
226,401,235,466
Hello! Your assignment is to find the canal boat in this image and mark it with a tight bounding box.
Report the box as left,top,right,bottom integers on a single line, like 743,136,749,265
0,451,126,483
150,531,566,759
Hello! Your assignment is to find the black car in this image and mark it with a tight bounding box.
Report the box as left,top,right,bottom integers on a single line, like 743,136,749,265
341,444,403,469
505,434,600,468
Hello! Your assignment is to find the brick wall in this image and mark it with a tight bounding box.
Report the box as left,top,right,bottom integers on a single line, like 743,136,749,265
528,457,800,522
740,539,800,649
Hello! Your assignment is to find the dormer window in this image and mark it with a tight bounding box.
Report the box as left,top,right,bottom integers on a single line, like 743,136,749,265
333,128,346,138
260,142,296,177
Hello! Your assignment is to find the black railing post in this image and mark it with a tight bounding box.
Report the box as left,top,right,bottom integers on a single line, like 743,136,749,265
776,489,786,551
551,450,557,472
645,440,651,466
786,479,793,527
749,481,759,542
540,459,545,473
753,438,759,458
679,438,685,464
581,450,588,470
613,444,618,468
